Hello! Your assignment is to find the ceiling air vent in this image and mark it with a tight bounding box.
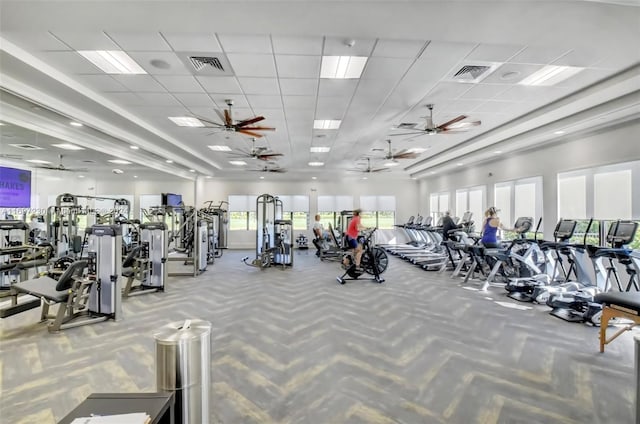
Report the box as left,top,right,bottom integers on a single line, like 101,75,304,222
8,143,44,150
190,56,225,72
176,52,234,76
449,62,500,83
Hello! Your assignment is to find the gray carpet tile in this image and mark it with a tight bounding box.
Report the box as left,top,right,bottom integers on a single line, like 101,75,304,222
0,249,636,424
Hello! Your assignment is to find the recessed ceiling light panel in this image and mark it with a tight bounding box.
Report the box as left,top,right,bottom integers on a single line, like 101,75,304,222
208,145,232,151
78,50,147,74
168,117,205,127
308,161,324,167
310,147,331,153
229,160,247,166
518,65,583,86
321,56,368,79
69,121,83,127
52,143,85,150
108,159,132,165
313,120,341,130
26,159,52,164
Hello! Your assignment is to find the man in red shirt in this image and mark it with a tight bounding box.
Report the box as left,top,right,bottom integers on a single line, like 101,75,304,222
345,209,366,271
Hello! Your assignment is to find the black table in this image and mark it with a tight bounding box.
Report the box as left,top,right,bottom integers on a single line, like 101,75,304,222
58,392,174,424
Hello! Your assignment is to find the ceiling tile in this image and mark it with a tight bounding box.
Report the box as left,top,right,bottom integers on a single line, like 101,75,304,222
154,75,204,93
551,48,602,67
282,95,316,110
161,33,222,52
111,75,167,92
272,36,323,55
136,92,181,106
420,41,476,61
246,95,283,109
279,78,318,96
423,81,472,101
218,34,272,53
509,45,572,65
316,97,349,118
361,57,413,80
555,68,613,89
465,43,525,62
106,32,172,51
323,37,376,56
446,99,486,114
402,57,459,82
481,63,544,84
40,51,105,74
174,93,215,107
102,92,143,106
354,78,397,101
237,77,280,95
372,39,426,59
227,53,276,77
275,55,320,78
493,85,552,102
196,76,242,94
459,83,510,100
75,74,127,92
318,79,358,97
211,96,249,110
1,31,71,51
48,31,120,50
473,100,516,114
127,52,191,75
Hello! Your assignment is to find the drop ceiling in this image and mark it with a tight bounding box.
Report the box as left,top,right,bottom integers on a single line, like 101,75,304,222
0,0,639,181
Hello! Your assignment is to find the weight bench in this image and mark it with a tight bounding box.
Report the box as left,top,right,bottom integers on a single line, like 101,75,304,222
9,260,95,332
595,292,640,353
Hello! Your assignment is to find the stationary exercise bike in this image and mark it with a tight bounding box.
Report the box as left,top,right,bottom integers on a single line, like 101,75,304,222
337,228,389,284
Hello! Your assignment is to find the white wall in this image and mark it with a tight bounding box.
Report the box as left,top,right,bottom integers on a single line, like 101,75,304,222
418,120,640,238
200,178,420,249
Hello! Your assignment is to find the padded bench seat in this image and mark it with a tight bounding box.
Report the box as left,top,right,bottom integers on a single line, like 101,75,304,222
13,276,69,303
595,291,640,352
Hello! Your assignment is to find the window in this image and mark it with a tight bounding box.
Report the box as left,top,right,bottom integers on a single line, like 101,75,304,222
455,186,485,227
277,195,310,231
228,195,257,230
594,170,632,219
557,175,586,219
317,195,354,231
557,160,639,221
359,195,396,229
494,184,512,227
494,177,543,229
429,191,449,221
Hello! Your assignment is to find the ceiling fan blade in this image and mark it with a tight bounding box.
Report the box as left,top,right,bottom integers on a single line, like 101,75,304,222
224,109,232,126
437,115,467,130
269,168,286,173
393,152,418,159
236,116,265,127
238,130,264,138
239,126,275,131
443,120,482,130
196,115,224,127
372,168,389,173
389,132,425,136
214,109,226,124
257,153,283,159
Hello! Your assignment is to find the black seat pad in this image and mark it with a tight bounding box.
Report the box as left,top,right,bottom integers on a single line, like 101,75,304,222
595,292,640,311
13,276,69,302
122,267,135,277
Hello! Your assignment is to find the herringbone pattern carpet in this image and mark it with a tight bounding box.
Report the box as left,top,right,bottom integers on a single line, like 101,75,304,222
0,250,636,424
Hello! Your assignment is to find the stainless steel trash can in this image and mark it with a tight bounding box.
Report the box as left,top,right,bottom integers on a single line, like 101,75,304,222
154,319,211,424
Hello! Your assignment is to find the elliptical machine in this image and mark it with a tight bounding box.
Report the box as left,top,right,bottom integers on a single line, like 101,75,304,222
337,228,389,284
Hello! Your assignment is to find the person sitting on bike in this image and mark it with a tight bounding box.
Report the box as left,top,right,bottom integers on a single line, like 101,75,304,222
345,209,366,272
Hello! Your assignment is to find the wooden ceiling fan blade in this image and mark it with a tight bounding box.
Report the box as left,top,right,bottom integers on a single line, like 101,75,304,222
389,132,425,136
445,120,482,130
214,109,226,123
372,168,389,173
394,152,418,159
238,130,264,138
258,153,283,159
240,126,275,131
236,116,265,127
224,109,232,126
437,115,467,130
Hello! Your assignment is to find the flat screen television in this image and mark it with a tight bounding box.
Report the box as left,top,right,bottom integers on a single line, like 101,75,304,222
162,193,183,208
0,166,31,208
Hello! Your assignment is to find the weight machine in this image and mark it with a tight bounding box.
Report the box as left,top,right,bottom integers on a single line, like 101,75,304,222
243,194,293,269
123,222,167,297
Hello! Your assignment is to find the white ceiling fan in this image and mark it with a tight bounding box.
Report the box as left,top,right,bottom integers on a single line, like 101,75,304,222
391,104,481,138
